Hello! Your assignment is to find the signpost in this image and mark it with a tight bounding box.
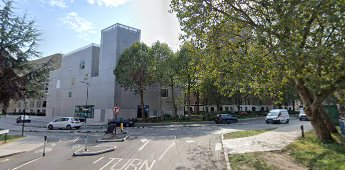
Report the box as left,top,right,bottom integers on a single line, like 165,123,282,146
0,129,10,143
113,105,120,119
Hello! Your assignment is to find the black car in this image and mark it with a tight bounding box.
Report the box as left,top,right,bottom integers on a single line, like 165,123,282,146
215,114,238,124
107,118,135,127
16,115,31,124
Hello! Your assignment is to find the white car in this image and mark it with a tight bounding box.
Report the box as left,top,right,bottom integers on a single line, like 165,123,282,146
47,117,81,130
299,108,309,121
266,109,290,124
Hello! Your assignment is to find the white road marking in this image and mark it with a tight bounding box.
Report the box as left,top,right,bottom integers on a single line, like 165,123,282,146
158,141,175,161
0,158,10,163
73,137,79,142
139,138,148,143
215,143,222,151
185,140,195,143
93,157,104,164
51,143,56,147
34,148,52,153
75,147,84,153
99,158,116,170
138,140,150,151
12,157,42,170
59,139,62,142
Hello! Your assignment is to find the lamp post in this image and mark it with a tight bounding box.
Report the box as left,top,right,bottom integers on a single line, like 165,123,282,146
80,81,89,123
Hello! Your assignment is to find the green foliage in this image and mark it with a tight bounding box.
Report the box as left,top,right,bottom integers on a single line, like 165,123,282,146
171,0,345,141
0,0,52,112
114,42,154,94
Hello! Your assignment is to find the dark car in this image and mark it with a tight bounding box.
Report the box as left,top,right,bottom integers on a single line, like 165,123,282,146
107,118,135,127
16,115,31,124
215,114,238,124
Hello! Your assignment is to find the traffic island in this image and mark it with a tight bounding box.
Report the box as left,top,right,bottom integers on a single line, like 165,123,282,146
73,146,117,156
96,133,129,142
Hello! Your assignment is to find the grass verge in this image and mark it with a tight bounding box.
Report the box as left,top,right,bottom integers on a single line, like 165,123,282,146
228,131,345,170
284,131,345,170
0,134,22,144
223,128,275,140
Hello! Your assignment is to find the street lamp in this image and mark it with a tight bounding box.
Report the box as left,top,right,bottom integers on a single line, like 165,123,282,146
80,81,89,123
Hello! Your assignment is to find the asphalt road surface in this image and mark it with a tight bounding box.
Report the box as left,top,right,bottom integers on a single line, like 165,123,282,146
0,116,302,170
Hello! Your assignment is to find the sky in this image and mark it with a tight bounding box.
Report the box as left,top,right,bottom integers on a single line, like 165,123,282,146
14,0,182,57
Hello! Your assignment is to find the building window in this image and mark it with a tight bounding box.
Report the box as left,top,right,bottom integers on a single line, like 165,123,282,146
261,107,264,111
69,91,72,98
266,107,269,111
161,88,168,97
245,107,248,111
37,109,40,113
42,109,46,113
220,107,223,111
80,60,85,69
42,101,47,108
37,101,41,108
230,107,233,112
225,107,229,111
30,101,35,108
211,107,214,112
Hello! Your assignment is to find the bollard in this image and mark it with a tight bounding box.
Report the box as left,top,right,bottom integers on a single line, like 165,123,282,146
4,133,7,143
84,135,88,151
43,136,47,156
120,123,123,133
300,125,305,138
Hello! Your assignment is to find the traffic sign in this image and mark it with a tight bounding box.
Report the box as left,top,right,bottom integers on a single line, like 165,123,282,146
113,105,120,113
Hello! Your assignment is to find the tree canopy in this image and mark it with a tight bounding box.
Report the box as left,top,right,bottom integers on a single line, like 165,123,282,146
0,0,51,113
114,42,155,119
171,0,345,142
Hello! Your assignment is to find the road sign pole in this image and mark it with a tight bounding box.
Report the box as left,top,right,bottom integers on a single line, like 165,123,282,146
43,136,47,156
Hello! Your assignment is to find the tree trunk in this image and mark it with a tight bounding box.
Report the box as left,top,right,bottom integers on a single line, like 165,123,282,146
195,90,200,114
307,105,333,142
170,77,177,117
319,107,338,133
187,84,191,119
140,90,145,120
295,79,333,142
159,83,163,117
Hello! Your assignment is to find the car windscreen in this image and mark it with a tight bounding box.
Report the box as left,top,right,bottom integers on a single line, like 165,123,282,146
72,118,79,121
267,111,279,116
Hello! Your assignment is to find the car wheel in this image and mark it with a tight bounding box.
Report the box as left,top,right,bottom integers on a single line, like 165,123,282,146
266,120,269,124
286,119,289,124
48,124,53,130
66,125,72,130
299,118,302,121
235,119,238,123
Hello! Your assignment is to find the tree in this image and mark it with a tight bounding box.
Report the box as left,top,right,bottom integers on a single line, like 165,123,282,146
176,42,198,118
0,0,51,115
151,41,174,117
171,0,345,142
114,42,154,119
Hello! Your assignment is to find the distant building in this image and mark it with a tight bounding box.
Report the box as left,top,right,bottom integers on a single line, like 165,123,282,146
7,53,63,115
46,23,183,121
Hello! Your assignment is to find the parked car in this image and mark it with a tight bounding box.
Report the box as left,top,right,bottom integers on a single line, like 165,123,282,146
47,117,81,130
107,118,135,127
215,114,238,124
16,115,31,124
266,109,289,124
299,108,309,121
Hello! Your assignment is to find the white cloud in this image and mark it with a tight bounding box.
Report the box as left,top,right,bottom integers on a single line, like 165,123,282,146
87,0,131,7
49,0,67,8
61,12,95,41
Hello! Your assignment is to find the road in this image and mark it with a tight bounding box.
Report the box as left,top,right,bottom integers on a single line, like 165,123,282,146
0,116,303,170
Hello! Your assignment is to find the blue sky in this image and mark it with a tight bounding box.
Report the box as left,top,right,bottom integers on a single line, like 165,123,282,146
15,0,181,57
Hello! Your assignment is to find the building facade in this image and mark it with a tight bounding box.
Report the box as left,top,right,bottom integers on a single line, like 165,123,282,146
46,23,183,121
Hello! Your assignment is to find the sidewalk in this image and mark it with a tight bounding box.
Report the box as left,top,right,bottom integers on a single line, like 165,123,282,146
222,122,313,154
0,135,44,158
